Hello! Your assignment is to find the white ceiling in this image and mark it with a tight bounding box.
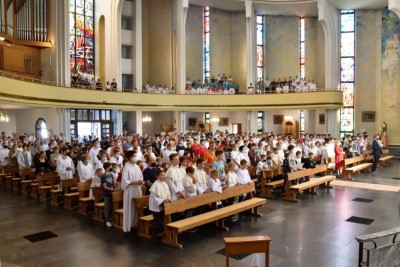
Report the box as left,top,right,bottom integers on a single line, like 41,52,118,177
189,0,388,17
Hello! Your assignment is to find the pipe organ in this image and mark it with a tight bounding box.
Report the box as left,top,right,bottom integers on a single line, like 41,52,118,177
0,0,49,45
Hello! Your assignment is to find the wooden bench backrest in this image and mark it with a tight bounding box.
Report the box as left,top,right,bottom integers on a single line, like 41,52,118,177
61,178,78,193
344,156,364,166
287,165,327,182
19,168,36,179
164,183,255,216
112,190,124,210
324,157,336,164
37,173,60,186
382,149,389,155
2,166,20,176
362,149,372,156
77,180,91,198
136,195,150,217
92,187,103,203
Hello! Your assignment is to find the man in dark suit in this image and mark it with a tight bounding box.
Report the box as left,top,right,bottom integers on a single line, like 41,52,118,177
371,135,382,174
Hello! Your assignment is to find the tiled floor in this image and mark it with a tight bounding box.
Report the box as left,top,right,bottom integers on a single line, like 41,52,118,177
0,161,399,267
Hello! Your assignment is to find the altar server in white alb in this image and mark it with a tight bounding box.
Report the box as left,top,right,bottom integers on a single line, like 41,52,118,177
57,148,75,180
149,168,171,239
165,153,186,200
77,153,95,183
121,150,144,232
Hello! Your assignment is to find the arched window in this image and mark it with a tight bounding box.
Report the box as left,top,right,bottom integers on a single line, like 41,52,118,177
35,118,48,143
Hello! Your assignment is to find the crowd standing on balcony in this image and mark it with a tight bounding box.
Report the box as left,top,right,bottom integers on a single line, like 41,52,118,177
0,128,384,231
247,75,317,94
185,73,239,94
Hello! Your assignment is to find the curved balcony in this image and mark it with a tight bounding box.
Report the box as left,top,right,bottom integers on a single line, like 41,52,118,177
0,72,343,111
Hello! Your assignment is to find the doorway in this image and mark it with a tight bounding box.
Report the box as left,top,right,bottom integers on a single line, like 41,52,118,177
77,122,101,140
232,123,242,134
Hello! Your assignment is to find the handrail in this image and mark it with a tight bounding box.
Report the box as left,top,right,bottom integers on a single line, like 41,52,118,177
356,227,400,242
0,69,342,94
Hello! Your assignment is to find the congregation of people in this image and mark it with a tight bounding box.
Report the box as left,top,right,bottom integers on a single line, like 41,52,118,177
0,129,385,237
185,74,239,95
247,75,317,94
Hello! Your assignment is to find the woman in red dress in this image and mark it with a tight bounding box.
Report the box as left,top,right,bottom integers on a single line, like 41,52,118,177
334,139,345,178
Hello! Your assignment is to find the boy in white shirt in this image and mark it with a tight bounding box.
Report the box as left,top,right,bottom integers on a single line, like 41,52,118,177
207,169,227,208
236,160,253,202
149,168,171,240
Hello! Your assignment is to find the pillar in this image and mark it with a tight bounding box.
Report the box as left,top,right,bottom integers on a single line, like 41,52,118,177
175,0,188,93
245,0,256,91
135,111,143,135
325,109,340,138
136,0,143,92
55,0,69,84
173,111,184,134
318,0,339,89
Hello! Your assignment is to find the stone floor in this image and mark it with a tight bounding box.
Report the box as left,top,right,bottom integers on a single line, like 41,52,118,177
0,160,399,267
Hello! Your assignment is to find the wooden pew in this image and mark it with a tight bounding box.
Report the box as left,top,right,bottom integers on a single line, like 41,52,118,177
112,190,124,230
343,156,372,179
2,167,19,190
260,167,283,198
137,184,261,241
283,165,336,202
37,173,60,201
162,183,266,248
324,157,336,175
362,149,373,163
19,168,36,193
136,195,152,238
77,180,92,215
62,179,79,210
93,187,105,222
379,149,394,165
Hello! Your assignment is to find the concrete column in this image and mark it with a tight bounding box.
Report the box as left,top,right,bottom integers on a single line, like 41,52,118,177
173,111,185,134
136,0,143,92
245,1,256,91
325,109,340,138
54,0,69,84
175,0,189,93
318,0,339,89
113,110,123,136
389,0,400,18
247,111,258,134
135,111,143,135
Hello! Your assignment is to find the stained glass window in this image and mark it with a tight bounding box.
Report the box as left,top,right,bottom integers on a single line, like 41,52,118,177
300,109,305,134
340,10,355,135
203,7,210,82
299,18,305,79
70,0,95,81
256,14,264,82
257,111,264,133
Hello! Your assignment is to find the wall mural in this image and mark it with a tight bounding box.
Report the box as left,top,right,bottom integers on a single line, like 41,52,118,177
381,10,400,144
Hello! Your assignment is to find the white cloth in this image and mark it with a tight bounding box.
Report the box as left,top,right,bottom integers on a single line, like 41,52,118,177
227,171,239,187
149,180,171,212
0,148,10,166
165,165,184,200
182,175,197,197
194,168,208,194
77,162,95,182
121,163,143,232
237,168,251,185
207,178,222,193
89,147,101,163
57,156,74,180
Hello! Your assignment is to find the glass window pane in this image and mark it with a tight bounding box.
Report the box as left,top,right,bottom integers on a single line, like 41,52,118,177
341,13,354,32
257,15,263,24
257,46,263,67
95,110,99,120
341,58,355,82
70,110,75,120
85,0,94,17
341,108,354,132
341,83,354,106
257,24,263,45
82,110,88,120
341,33,355,57
76,0,84,14
300,19,305,41
300,64,305,79
69,1,75,12
300,42,305,64
78,110,83,120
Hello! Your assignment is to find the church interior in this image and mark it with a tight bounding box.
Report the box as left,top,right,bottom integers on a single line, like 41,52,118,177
0,0,399,266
